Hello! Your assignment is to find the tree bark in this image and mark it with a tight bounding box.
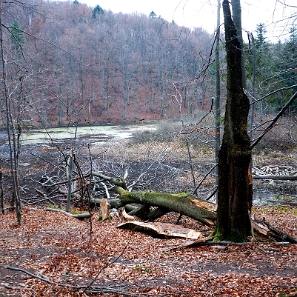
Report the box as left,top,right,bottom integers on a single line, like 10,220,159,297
215,0,252,242
231,0,246,88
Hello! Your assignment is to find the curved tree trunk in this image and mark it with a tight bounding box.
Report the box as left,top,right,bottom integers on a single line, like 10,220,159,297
215,0,252,242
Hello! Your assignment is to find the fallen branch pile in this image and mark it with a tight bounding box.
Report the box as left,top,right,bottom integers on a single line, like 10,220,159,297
41,170,297,244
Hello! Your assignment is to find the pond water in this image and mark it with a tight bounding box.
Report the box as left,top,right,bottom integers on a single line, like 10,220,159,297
20,123,157,145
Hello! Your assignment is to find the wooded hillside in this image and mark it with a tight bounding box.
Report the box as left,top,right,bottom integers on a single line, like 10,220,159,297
2,1,296,128
3,0,215,126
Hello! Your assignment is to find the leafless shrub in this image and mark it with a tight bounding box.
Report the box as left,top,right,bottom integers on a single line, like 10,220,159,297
129,120,180,144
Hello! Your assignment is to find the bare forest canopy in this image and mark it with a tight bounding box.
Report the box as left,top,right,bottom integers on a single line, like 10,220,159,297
1,0,214,127
2,0,296,128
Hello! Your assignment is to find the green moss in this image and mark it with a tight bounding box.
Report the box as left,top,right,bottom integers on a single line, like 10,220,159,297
211,228,249,243
71,209,84,215
45,203,58,209
98,215,111,221
248,228,254,237
275,291,297,297
172,192,189,198
226,234,246,243
134,265,152,273
275,205,289,212
211,229,223,241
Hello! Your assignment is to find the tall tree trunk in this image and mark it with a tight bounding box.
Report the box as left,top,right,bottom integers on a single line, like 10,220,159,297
249,33,256,168
0,169,3,214
214,0,221,203
231,0,246,88
215,0,252,242
58,84,63,126
0,0,21,224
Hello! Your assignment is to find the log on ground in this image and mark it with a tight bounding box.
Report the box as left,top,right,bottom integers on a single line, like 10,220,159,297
115,187,217,226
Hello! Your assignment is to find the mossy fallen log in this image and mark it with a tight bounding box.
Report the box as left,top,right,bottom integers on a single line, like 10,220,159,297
114,186,217,226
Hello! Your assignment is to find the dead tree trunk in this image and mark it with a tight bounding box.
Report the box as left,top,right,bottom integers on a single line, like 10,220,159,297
115,186,217,226
214,0,252,242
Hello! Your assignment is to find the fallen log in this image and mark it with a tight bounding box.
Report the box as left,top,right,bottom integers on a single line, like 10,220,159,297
252,217,297,243
253,175,297,180
114,186,217,226
40,173,216,225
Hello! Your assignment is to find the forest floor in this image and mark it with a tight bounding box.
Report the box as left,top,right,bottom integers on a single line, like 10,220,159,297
0,206,296,297
1,129,297,296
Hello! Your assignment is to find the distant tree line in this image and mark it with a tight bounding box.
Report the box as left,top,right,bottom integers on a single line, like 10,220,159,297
1,0,215,127
0,0,295,129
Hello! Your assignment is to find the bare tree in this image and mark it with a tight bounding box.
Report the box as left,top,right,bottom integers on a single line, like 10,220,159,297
0,0,22,223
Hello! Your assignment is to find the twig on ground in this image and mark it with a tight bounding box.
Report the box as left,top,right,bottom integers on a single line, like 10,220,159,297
6,265,138,296
45,207,91,219
1,283,37,297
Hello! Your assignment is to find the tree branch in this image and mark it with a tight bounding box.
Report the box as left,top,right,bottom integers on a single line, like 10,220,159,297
6,265,138,296
251,91,297,149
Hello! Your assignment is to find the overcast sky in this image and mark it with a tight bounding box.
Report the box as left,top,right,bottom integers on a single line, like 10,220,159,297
69,0,296,42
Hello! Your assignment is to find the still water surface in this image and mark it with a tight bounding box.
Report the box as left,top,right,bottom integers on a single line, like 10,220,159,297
20,124,157,145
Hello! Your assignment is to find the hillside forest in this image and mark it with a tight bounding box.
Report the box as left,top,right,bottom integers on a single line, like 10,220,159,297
2,0,297,128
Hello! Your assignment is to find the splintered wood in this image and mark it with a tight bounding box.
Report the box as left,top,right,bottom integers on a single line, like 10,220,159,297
100,198,110,220
189,199,217,212
117,221,202,239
